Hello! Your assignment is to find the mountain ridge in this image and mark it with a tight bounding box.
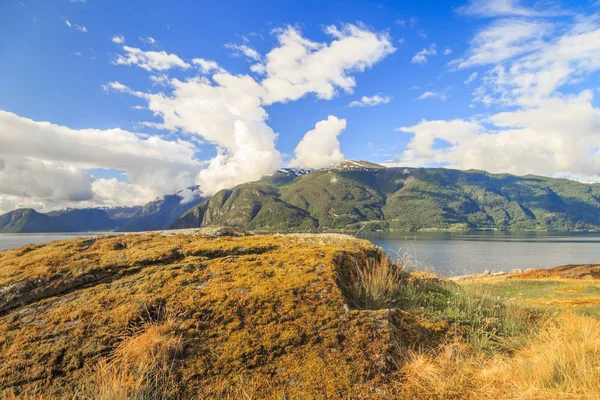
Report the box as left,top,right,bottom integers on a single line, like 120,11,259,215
3,163,600,233
173,162,600,232
0,187,205,233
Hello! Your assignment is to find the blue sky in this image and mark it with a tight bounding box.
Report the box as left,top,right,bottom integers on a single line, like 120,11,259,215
1,0,600,212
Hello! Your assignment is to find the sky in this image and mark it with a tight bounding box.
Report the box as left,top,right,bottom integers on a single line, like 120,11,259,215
1,0,600,213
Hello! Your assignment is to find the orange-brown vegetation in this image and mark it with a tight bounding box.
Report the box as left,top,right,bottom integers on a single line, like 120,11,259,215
1,230,600,399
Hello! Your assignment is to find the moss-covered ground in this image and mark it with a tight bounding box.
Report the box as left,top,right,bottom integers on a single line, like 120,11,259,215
1,231,600,399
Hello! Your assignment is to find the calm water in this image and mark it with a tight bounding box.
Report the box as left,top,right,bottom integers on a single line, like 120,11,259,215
2,232,599,278
0,233,101,252
364,232,600,277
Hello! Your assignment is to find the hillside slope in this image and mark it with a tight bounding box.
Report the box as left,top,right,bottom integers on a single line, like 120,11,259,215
173,162,600,232
0,231,442,398
3,232,600,398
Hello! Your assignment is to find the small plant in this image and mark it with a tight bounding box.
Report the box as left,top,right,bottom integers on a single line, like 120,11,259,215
353,255,408,309
76,314,183,400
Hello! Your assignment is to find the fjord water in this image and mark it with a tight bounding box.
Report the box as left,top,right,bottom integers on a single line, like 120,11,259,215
0,233,99,252
1,232,599,277
364,232,600,277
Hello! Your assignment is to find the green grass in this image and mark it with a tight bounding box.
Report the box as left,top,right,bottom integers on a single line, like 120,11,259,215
464,279,600,321
350,255,542,354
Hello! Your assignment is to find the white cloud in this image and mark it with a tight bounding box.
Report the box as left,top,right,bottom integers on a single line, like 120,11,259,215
443,48,452,55
61,17,86,32
396,19,406,27
472,18,600,106
417,29,427,38
192,58,223,73
225,43,262,61
105,23,393,196
113,46,191,71
139,36,157,45
418,91,449,101
409,17,419,27
149,74,169,86
112,35,125,44
464,72,478,84
398,92,600,177
348,94,392,107
411,43,437,64
457,0,562,18
290,116,346,169
178,187,200,204
257,24,396,104
398,15,600,181
452,19,553,69
0,110,199,213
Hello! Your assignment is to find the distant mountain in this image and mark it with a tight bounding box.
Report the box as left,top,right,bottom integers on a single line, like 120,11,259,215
0,187,204,233
116,187,204,232
0,209,66,233
172,161,600,232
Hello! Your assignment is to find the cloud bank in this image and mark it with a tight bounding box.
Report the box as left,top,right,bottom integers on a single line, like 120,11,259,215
398,11,600,180
0,23,394,212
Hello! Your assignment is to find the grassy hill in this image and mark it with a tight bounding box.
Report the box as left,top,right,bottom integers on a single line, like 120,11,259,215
173,162,600,232
1,231,600,398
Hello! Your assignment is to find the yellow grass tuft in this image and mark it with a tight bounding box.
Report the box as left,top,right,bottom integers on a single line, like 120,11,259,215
479,312,600,399
76,320,183,400
354,254,406,309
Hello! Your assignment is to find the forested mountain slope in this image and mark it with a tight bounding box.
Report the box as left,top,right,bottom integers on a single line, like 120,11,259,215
173,162,600,232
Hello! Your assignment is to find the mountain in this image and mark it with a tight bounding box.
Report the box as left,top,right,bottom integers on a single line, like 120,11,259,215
0,187,204,233
116,187,205,232
173,162,600,232
0,209,67,233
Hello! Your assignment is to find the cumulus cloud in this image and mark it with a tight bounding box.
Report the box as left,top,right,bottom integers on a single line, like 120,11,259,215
106,23,394,195
290,116,346,169
411,44,437,64
398,16,600,181
0,22,393,212
398,93,600,177
256,24,396,104
112,35,125,44
348,94,392,107
0,110,199,213
443,48,452,55
113,46,190,71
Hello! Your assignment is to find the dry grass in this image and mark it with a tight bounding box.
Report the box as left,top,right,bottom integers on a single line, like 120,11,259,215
479,312,600,399
76,319,183,400
395,312,600,400
353,255,408,309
